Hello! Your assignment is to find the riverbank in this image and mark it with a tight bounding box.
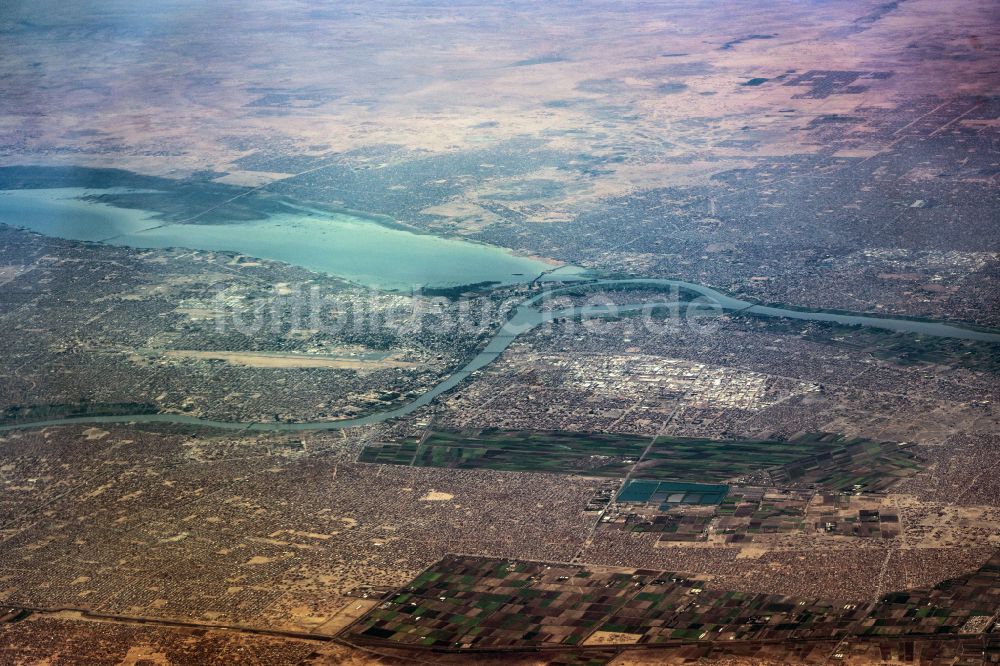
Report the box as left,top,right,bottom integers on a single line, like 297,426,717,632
2,278,997,433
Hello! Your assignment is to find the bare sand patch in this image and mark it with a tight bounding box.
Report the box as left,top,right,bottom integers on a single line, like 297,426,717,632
420,490,454,501
312,598,380,635
212,171,294,187
583,630,644,645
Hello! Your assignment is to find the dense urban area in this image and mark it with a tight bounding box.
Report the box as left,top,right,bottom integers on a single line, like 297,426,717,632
1,0,999,663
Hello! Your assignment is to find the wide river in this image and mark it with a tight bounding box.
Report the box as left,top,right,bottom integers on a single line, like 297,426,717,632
1,277,997,433
1,185,997,432
0,188,575,290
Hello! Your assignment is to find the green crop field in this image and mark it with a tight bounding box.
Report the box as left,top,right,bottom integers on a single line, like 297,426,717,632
638,436,830,482
359,429,649,476
741,313,1000,373
638,433,919,491
358,440,420,465
360,430,919,492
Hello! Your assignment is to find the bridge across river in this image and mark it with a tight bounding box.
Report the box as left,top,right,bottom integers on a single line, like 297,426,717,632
3,278,997,433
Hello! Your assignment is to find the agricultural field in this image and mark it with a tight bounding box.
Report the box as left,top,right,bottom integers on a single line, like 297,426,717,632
2,0,1000,662
341,553,1000,651
617,512,717,542
715,487,813,538
636,436,827,482
772,438,922,492
360,430,922,508
359,429,649,476
744,314,1000,373
640,433,921,491
605,486,907,544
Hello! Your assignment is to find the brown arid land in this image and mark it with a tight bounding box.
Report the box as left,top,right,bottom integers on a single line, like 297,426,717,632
2,0,1000,664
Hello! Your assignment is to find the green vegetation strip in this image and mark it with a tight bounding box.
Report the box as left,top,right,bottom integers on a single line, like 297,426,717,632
0,401,159,425
639,433,919,491
740,314,1000,373
361,430,920,493
360,429,648,476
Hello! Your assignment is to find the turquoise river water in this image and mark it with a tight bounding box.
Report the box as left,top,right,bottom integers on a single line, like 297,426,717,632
0,188,573,290
0,188,997,433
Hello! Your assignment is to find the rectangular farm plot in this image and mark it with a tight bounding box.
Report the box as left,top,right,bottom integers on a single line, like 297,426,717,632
341,555,866,649
358,439,420,465
343,553,1000,651
360,429,649,476
640,436,822,482
359,431,919,493
640,433,920,491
